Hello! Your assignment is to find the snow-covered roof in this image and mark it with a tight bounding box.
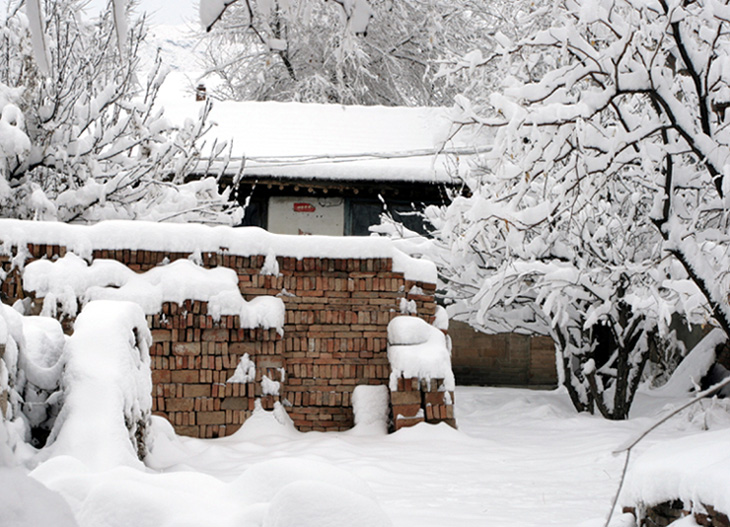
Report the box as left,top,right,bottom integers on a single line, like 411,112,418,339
163,95,486,184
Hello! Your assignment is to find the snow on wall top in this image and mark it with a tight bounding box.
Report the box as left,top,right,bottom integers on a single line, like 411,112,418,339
163,95,486,184
0,219,437,284
622,427,730,517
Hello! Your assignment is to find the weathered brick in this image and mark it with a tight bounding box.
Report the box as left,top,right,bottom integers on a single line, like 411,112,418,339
166,398,194,412
4,240,446,438
170,370,199,383
202,328,229,342
221,397,253,410
391,391,422,405
394,415,424,431
172,342,201,356
392,403,422,418
197,411,226,425
184,384,211,398
151,370,171,384
151,329,172,342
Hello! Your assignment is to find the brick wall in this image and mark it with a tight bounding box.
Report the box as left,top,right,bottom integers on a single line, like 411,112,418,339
449,320,557,387
1,242,443,437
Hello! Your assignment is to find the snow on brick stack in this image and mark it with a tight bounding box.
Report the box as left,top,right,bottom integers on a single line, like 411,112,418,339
387,316,456,431
0,220,445,436
623,501,730,527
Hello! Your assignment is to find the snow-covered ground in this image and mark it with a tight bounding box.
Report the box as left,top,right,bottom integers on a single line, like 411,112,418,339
8,384,728,527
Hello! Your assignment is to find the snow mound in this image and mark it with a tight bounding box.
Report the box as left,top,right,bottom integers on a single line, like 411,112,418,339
0,467,78,527
351,384,389,435
226,401,298,442
652,328,726,397
32,457,247,527
390,421,471,443
387,316,455,391
263,481,392,527
622,427,730,518
23,254,285,331
229,457,374,505
41,301,152,470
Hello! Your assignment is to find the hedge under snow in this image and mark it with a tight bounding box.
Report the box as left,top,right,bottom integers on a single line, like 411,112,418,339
40,301,152,470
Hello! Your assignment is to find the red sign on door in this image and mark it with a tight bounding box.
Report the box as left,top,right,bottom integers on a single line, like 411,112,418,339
293,203,316,213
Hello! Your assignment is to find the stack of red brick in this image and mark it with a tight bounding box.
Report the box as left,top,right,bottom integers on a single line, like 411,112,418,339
391,377,456,431
148,300,282,438
1,242,454,437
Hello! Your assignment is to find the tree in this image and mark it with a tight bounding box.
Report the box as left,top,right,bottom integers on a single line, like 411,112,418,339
199,0,553,106
0,0,241,224
420,141,707,419
402,0,730,418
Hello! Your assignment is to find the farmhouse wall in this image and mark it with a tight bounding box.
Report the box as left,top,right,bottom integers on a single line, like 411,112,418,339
1,242,448,437
449,321,557,387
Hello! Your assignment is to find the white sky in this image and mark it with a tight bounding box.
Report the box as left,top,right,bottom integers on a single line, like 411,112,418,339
85,0,197,25
0,1,198,26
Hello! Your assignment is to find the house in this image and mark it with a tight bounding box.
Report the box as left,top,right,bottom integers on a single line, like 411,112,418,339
164,94,558,388
165,97,485,235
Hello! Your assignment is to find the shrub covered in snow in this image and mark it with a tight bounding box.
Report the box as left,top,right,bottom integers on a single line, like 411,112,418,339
41,301,152,469
0,302,67,461
0,304,26,463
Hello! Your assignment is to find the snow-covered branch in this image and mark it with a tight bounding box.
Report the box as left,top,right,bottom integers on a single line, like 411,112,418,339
0,0,242,224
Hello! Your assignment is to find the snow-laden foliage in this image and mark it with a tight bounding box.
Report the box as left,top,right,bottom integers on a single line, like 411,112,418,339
0,304,27,463
0,0,241,223
421,160,706,419
399,0,730,419
200,0,554,106
41,301,152,469
0,302,67,463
